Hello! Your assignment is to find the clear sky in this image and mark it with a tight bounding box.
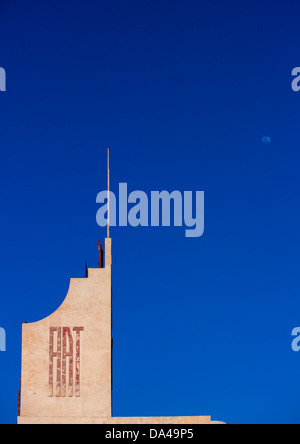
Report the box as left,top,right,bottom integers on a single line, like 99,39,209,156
1,0,300,424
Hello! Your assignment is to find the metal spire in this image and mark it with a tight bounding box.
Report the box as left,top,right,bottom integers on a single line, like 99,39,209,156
107,148,111,239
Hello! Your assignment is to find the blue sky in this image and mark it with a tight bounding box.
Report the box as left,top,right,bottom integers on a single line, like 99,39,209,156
1,0,300,424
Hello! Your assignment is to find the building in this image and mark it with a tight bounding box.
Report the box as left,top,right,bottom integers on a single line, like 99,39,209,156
17,237,224,424
18,151,223,424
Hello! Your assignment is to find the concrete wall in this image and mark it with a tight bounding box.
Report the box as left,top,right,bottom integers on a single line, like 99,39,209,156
18,416,212,424
19,239,112,419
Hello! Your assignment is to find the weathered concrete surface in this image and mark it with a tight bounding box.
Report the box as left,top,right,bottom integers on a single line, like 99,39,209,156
19,239,112,420
18,416,212,424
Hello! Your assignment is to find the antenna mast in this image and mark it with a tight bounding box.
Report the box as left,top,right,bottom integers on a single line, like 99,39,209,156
107,148,110,239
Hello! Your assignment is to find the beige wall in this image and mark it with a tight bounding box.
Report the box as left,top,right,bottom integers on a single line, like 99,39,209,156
19,239,112,419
